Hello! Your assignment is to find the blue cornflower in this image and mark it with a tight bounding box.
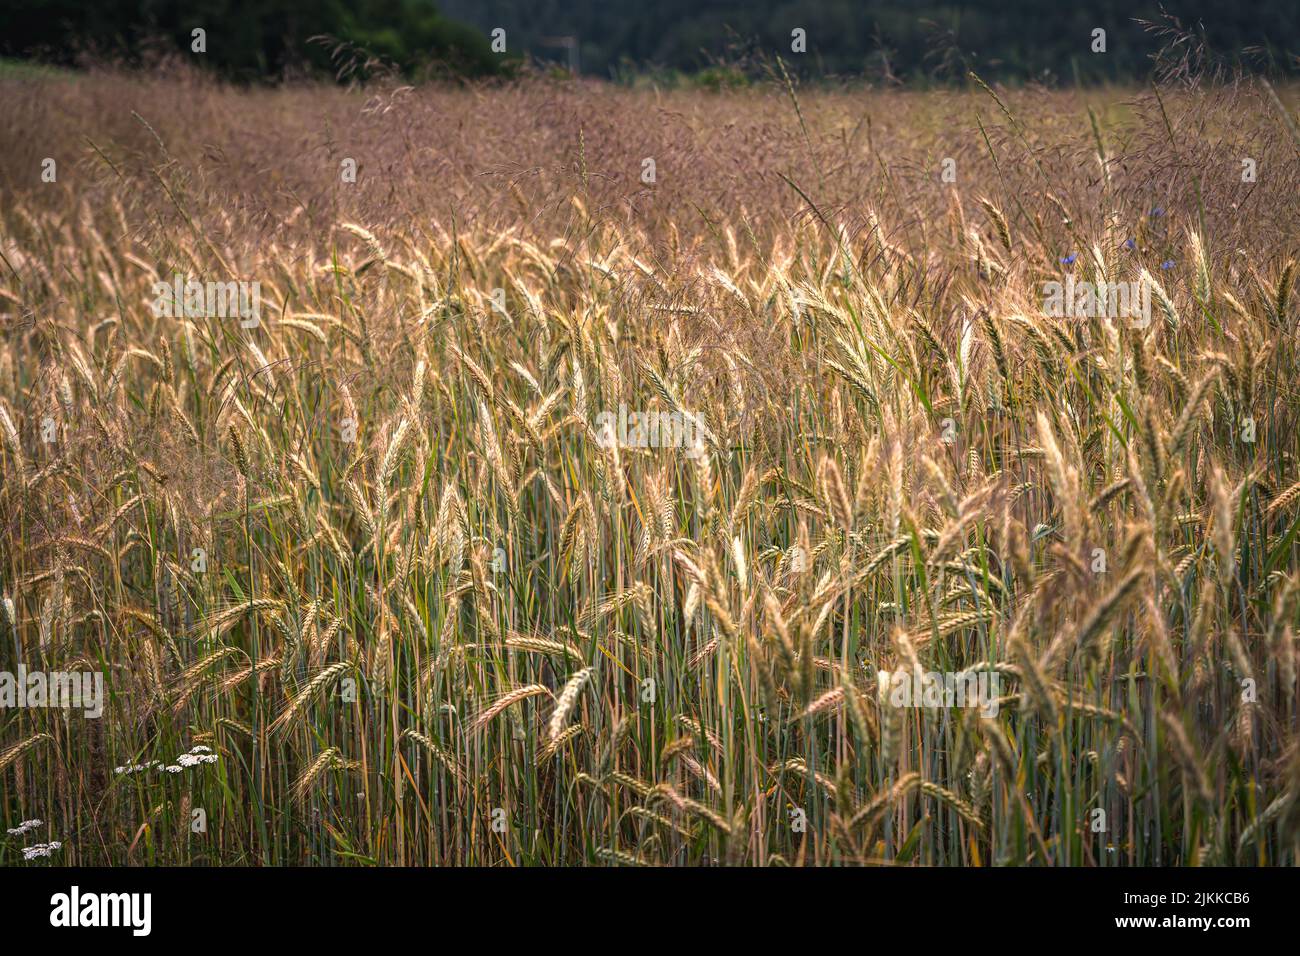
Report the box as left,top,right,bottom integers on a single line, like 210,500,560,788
1150,207,1164,217
1060,253,1077,265
1160,260,1174,269
1123,238,1135,250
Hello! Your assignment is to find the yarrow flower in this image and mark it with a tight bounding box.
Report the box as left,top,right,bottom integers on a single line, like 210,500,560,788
177,752,218,767
6,819,42,836
166,745,221,771
22,841,62,861
119,750,217,777
115,759,162,776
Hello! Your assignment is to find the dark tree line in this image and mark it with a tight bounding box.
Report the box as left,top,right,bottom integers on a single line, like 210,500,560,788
1,0,508,80
440,0,1300,82
2,0,1297,82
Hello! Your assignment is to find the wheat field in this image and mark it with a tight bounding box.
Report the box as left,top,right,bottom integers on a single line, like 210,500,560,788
1,69,1298,866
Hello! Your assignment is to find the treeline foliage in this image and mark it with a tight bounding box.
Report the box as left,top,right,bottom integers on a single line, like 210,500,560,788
3,0,1298,83
1,0,509,80
441,0,1300,82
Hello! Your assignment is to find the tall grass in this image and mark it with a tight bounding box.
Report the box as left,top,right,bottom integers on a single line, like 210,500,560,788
0,69,1298,865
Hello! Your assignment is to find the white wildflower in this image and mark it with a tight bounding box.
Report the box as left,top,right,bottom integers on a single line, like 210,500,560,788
21,841,62,860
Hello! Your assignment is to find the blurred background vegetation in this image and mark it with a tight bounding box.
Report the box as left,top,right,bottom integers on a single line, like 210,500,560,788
440,0,1300,83
0,0,509,80
1,0,1297,83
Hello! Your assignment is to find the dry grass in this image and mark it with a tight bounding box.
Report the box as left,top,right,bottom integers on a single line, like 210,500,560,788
1,68,1299,865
